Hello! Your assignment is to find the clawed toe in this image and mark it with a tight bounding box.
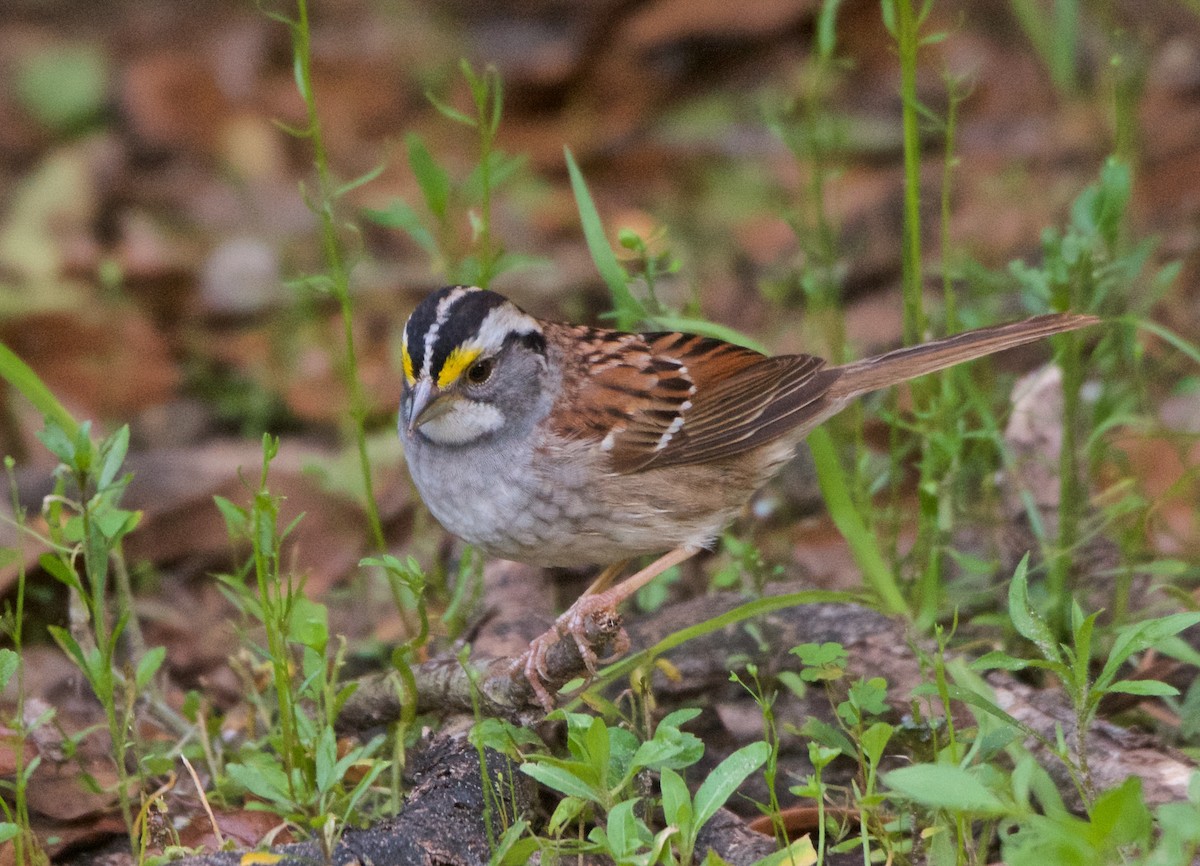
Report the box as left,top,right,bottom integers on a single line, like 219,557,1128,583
514,593,629,712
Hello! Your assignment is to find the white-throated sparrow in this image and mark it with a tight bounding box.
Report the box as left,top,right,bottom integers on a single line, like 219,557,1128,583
399,284,1096,707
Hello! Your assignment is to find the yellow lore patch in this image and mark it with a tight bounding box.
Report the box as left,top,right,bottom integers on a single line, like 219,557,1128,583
401,343,415,385
437,345,482,389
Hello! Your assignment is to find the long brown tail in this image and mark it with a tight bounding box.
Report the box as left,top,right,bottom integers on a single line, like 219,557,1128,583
827,312,1099,401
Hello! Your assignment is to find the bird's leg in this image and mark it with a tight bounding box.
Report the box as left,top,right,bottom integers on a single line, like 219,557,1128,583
582,558,632,596
575,547,697,614
521,547,699,711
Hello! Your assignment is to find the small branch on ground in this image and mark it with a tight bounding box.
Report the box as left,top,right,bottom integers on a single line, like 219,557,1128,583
339,601,628,728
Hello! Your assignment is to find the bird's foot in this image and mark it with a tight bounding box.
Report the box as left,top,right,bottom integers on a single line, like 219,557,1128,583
516,591,631,712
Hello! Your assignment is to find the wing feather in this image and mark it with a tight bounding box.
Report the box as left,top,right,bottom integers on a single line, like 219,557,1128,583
547,324,843,473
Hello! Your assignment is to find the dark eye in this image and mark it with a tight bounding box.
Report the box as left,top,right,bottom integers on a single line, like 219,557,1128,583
466,358,494,385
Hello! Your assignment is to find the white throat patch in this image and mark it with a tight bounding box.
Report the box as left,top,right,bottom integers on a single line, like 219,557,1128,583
418,398,506,445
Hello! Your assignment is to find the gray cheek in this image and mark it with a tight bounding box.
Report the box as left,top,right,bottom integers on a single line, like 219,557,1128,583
398,389,411,427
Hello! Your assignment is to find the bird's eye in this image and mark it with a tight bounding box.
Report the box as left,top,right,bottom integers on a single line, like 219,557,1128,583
466,358,494,385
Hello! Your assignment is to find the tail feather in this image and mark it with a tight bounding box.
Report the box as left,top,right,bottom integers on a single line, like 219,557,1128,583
828,312,1099,400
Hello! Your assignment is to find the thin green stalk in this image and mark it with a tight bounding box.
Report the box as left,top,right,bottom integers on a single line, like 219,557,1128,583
1049,328,1084,631
6,460,42,866
880,0,932,602
938,79,962,337
470,67,500,288
110,545,144,659
896,0,927,349
913,72,965,629
73,493,135,845
251,438,299,794
291,0,385,552
855,781,872,866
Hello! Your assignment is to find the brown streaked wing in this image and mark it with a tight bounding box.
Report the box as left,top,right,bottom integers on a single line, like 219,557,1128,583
646,354,840,468
556,327,840,473
605,332,779,471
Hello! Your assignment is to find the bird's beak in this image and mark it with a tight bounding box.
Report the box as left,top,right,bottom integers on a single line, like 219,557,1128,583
406,378,449,434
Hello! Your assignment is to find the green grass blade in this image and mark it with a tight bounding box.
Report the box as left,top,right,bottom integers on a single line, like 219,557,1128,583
808,426,909,616
649,313,769,355
564,147,645,330
582,588,868,701
0,342,78,438
1134,318,1200,368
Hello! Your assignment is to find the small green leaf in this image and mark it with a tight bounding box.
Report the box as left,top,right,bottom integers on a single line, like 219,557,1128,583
0,650,17,691
1154,634,1200,669
491,819,536,866
798,717,856,758
601,798,648,858
464,150,525,201
314,725,337,794
659,766,692,829
860,722,894,768
1007,555,1062,664
97,426,130,490
970,650,1031,671
1104,679,1178,697
292,54,311,105
815,0,843,59
692,741,770,830
885,764,1006,815
0,823,20,844
631,728,704,773
547,795,587,834
753,834,818,866
134,646,166,690
1097,612,1200,692
36,419,78,465
580,713,609,774
47,625,87,671
288,595,329,653
521,762,602,803
363,200,438,255
607,725,639,786
212,495,248,539
1088,775,1151,848
93,505,139,542
39,553,83,593
658,707,702,729
406,133,451,220
227,757,291,805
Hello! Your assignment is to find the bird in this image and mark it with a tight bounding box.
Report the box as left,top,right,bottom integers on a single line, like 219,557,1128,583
398,284,1097,708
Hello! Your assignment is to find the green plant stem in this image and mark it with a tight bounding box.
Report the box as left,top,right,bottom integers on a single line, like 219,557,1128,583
1049,328,1084,632
110,544,144,659
472,76,497,288
6,464,39,866
252,440,299,796
855,781,872,866
292,0,385,553
896,0,926,349
913,74,966,629
75,496,135,845
885,0,932,612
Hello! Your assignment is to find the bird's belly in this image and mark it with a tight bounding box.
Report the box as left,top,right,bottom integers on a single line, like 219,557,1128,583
405,436,787,568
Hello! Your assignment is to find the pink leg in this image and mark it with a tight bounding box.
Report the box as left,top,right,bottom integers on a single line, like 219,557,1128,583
520,547,700,711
